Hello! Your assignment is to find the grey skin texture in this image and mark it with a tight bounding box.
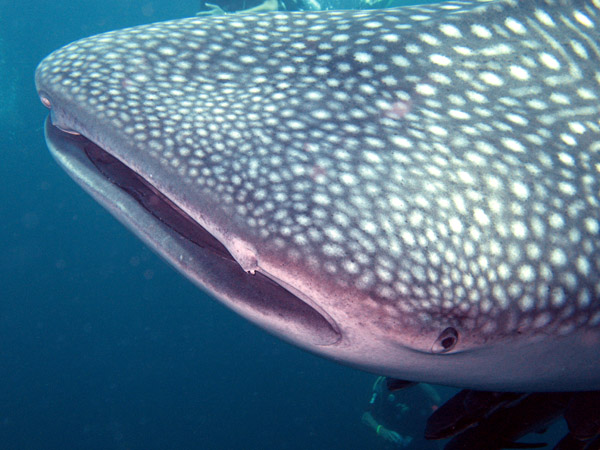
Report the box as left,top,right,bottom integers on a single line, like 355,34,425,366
36,0,600,391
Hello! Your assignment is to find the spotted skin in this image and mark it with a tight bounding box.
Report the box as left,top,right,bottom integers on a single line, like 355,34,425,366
36,0,600,390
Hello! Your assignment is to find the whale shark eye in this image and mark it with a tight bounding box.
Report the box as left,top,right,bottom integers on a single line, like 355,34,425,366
431,327,459,354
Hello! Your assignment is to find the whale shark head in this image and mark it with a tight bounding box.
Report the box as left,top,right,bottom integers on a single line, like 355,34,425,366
36,0,600,391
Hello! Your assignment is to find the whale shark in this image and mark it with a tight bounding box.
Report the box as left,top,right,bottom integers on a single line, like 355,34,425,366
36,0,600,391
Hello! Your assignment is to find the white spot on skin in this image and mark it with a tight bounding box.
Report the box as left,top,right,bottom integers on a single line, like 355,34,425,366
287,120,305,130
540,52,561,70
492,285,508,309
389,196,405,210
391,55,410,67
360,84,377,95
449,109,470,120
430,72,451,85
332,34,349,42
158,46,177,56
343,260,360,274
363,151,382,163
364,21,383,29
354,52,372,63
502,138,526,153
511,221,528,239
550,248,567,266
578,290,591,308
313,193,331,206
506,245,521,263
401,230,415,246
324,226,343,242
471,24,492,39
337,62,351,73
474,208,490,226
551,93,570,105
406,44,421,55
511,181,529,199
577,256,591,277
415,84,436,96
430,54,452,66
382,34,399,42
133,73,150,83
311,110,331,120
506,113,528,126
420,33,440,46
240,55,257,64
361,220,378,235
519,295,535,311
549,213,565,229
457,170,474,184
527,243,542,260
535,9,555,27
391,136,412,148
381,76,398,86
518,265,535,282
584,218,599,234
559,182,576,196
453,46,473,56
448,217,463,233
551,288,566,307
440,24,462,38
574,10,594,28
505,17,527,34
560,133,577,146
480,72,503,86
568,122,586,134
429,125,448,137
509,65,530,81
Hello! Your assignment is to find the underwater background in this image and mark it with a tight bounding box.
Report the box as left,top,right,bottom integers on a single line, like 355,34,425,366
0,0,567,448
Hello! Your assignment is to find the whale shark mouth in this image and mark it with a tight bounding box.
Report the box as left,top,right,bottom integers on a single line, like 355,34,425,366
45,118,341,347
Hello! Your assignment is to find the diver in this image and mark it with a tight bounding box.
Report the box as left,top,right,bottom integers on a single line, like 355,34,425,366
363,377,442,449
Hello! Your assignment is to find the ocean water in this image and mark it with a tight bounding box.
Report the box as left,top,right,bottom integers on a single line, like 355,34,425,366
2,1,447,449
